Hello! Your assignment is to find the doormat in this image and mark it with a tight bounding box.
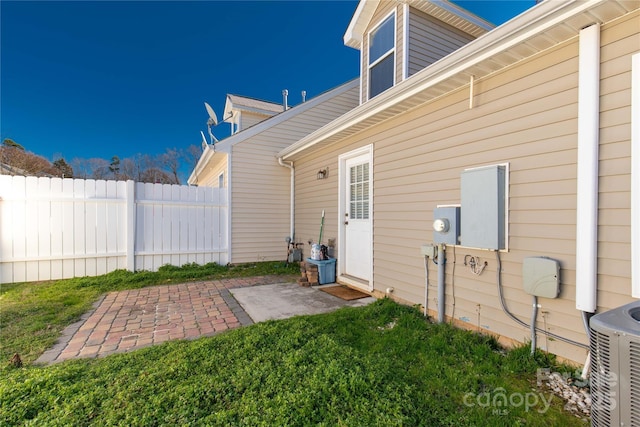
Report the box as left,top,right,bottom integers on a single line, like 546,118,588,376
320,285,369,301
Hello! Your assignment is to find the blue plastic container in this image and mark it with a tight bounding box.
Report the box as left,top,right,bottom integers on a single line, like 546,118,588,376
306,257,336,284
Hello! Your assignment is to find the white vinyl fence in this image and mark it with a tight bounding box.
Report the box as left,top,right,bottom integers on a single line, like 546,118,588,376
0,176,228,284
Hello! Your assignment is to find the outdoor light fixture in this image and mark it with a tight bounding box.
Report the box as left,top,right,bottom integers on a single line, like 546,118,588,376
317,168,328,180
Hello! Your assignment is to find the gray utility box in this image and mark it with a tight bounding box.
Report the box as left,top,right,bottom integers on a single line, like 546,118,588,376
522,257,560,298
433,206,460,245
460,165,506,250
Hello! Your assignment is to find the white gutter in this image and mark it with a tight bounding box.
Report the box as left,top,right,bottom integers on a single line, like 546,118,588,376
632,53,640,298
575,23,600,313
281,0,609,161
278,157,295,241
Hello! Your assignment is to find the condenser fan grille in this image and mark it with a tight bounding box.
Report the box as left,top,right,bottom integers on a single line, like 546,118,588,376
630,341,640,426
590,330,612,427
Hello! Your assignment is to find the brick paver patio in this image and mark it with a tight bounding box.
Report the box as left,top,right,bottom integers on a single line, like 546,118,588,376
37,275,294,364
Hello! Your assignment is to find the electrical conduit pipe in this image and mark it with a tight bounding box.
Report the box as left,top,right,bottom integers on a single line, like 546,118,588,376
437,244,446,323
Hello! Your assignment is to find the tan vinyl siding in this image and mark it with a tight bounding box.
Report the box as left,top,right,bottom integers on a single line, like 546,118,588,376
230,86,359,263
240,112,272,131
596,10,637,305
407,7,476,76
196,153,228,187
292,10,638,364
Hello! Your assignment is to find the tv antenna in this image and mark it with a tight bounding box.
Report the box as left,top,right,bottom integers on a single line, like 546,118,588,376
203,102,219,144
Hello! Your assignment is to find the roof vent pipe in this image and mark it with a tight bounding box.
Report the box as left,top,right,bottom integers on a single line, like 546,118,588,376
301,90,307,103
282,89,289,110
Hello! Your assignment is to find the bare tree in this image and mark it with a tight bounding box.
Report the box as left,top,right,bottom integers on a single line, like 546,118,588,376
160,148,181,185
140,167,175,184
0,145,56,176
119,157,138,181
71,157,110,179
183,144,202,176
3,143,200,184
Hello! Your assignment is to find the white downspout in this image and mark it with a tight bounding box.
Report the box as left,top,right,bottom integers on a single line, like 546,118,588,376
575,21,599,384
632,53,640,299
278,157,295,241
226,152,233,264
575,23,600,314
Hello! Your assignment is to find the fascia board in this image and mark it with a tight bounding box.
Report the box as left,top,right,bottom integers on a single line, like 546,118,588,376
281,0,605,160
188,144,215,185
222,96,234,123
344,0,377,48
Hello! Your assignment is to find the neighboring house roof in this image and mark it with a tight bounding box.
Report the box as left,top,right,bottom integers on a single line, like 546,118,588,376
343,0,494,49
281,0,635,161
0,162,29,176
223,94,284,123
188,79,360,185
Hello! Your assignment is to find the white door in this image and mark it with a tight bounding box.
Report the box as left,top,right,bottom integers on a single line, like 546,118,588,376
341,150,372,284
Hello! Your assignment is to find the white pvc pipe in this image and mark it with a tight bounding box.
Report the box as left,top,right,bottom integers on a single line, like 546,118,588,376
632,53,640,299
575,23,600,313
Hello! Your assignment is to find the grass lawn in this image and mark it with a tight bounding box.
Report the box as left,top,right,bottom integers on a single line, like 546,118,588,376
1,263,588,426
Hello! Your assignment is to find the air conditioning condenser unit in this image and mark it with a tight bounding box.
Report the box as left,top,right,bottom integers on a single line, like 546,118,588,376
590,300,640,427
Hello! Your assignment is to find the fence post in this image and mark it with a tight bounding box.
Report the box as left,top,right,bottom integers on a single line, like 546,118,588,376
126,180,136,272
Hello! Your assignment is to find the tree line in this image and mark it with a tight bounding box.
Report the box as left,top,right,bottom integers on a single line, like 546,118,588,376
0,138,201,185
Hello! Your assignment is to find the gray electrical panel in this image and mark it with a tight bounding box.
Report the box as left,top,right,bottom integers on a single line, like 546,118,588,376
522,257,560,298
460,165,506,250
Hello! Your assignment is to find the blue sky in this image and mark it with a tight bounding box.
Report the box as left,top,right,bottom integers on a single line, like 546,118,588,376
1,0,534,172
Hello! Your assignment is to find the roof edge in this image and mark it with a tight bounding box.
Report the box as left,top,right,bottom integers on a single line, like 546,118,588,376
214,78,359,152
281,0,609,160
344,0,495,49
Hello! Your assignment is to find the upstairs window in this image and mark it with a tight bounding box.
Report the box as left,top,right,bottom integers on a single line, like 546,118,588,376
368,13,395,99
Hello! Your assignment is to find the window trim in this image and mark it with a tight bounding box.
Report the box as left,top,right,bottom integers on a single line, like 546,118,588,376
367,9,396,99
